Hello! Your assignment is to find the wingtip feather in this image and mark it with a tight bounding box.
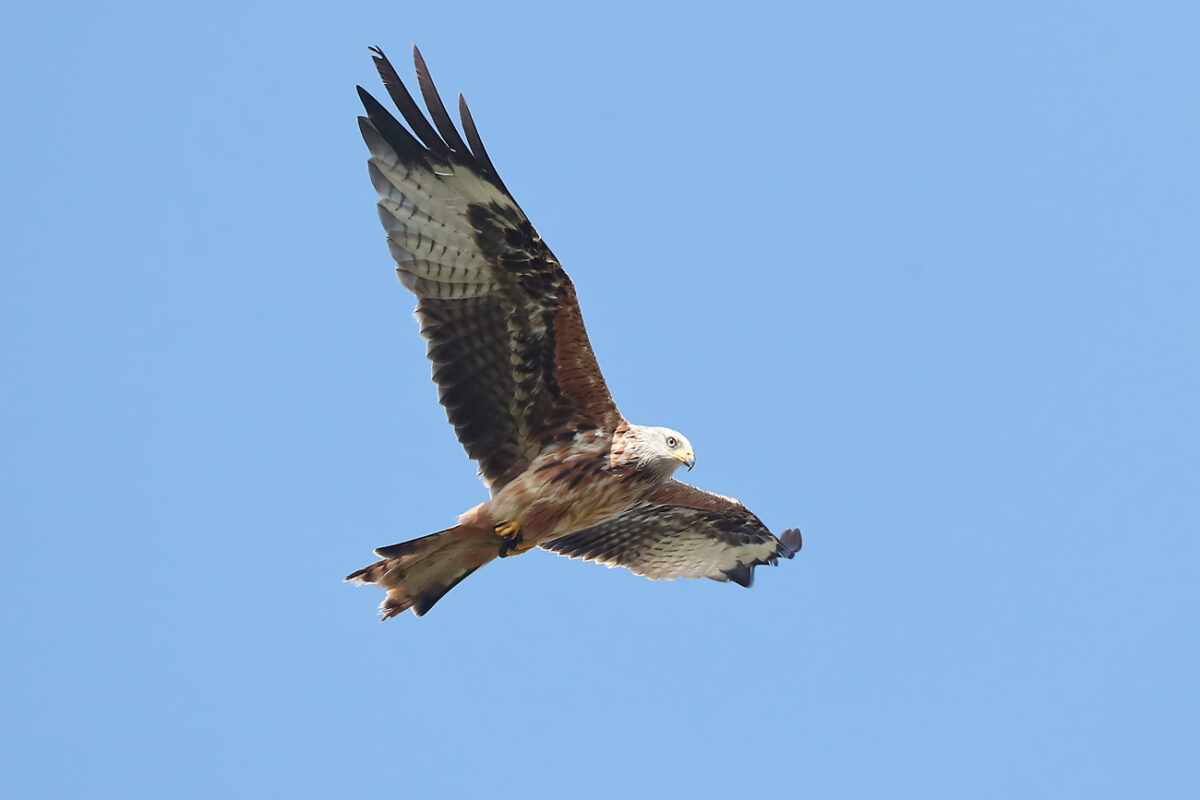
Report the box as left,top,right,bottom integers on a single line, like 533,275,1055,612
411,45,472,157
779,528,803,557
723,563,756,588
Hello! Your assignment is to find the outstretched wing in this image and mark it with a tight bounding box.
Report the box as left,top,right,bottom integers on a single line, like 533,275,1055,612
358,46,622,489
541,480,802,586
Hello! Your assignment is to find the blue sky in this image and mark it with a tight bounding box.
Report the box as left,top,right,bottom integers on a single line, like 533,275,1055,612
3,1,1197,797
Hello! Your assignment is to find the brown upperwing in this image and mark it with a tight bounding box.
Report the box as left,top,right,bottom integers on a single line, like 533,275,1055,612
358,46,622,489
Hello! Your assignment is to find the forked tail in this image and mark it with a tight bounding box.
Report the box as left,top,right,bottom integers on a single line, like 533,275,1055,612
345,523,500,618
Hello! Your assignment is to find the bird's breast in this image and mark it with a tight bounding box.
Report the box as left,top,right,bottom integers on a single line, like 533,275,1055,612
488,443,662,542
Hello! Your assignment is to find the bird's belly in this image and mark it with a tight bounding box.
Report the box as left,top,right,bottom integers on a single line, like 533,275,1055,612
489,459,657,543
548,477,646,533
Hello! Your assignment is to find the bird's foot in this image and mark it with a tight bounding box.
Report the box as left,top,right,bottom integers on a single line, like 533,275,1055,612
495,521,534,558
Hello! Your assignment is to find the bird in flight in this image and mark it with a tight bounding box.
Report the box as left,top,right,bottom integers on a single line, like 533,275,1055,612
347,46,802,617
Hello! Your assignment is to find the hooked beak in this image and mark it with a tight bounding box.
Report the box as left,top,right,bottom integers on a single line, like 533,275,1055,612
677,450,695,471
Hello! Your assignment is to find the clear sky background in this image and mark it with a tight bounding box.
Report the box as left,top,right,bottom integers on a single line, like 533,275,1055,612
3,1,1197,797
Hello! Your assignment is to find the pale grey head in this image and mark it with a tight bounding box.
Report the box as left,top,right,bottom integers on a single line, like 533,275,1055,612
628,424,696,479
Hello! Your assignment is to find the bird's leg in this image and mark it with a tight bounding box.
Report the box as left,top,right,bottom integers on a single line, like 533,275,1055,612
495,520,535,557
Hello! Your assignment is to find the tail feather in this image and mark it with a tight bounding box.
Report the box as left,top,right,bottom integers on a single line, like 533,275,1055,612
373,527,452,559
345,524,498,618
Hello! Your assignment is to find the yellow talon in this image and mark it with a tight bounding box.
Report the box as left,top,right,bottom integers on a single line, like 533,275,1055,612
496,520,533,558
507,538,537,555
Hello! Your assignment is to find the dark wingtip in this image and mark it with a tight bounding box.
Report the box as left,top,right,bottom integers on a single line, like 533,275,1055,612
367,43,448,156
411,44,471,157
357,82,431,165
723,562,756,588
363,43,514,196
779,528,803,557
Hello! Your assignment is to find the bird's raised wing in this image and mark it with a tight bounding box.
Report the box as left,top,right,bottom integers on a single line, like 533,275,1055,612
541,480,802,586
358,46,622,489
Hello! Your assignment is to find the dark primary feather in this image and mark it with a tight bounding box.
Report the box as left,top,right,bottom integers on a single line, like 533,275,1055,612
457,94,511,196
542,480,799,585
358,46,621,489
369,46,448,158
411,46,472,159
372,46,507,192
356,88,428,167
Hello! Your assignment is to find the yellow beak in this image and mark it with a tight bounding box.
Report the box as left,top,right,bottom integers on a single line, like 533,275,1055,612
677,450,695,470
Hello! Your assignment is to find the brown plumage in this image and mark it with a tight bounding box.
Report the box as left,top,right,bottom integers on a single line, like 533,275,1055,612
347,46,802,618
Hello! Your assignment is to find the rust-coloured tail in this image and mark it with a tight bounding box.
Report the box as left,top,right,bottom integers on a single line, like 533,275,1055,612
345,524,500,618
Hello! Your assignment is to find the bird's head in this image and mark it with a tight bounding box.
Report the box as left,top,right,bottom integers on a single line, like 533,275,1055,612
633,425,695,476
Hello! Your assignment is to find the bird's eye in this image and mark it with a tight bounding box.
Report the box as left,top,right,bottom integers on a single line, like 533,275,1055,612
666,436,678,448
